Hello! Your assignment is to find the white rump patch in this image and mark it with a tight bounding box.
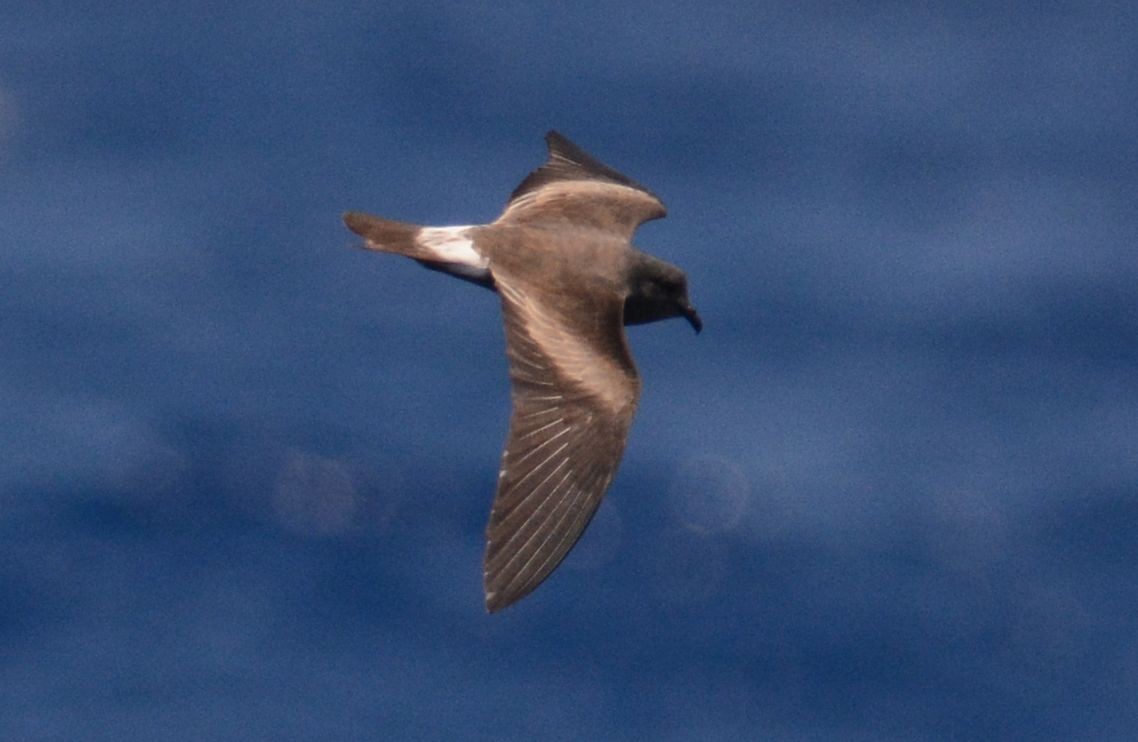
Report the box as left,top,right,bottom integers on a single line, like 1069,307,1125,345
416,226,489,280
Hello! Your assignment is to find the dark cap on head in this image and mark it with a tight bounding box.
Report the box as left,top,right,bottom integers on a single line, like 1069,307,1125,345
624,252,701,333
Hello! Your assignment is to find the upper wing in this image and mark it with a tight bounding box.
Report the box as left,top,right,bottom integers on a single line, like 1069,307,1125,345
483,279,641,612
495,131,666,240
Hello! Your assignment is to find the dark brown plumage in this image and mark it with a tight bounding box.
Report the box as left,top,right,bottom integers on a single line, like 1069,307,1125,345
344,131,700,612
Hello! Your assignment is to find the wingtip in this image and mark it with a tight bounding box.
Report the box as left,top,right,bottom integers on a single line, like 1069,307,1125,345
544,130,582,160
484,589,506,614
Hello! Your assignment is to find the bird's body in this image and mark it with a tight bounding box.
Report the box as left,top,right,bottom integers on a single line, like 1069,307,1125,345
344,131,699,612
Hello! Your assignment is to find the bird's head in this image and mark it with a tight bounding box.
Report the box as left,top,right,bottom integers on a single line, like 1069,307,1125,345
625,254,702,333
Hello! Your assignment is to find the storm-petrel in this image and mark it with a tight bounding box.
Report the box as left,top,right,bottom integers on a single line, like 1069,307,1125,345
344,131,700,612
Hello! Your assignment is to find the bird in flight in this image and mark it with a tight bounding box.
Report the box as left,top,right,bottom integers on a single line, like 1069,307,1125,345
344,131,700,612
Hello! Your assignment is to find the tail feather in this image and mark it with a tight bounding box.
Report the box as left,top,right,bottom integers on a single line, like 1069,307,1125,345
343,211,426,258
344,210,493,288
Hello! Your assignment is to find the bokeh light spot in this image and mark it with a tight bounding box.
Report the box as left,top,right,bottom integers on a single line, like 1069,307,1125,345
669,454,750,534
272,450,357,536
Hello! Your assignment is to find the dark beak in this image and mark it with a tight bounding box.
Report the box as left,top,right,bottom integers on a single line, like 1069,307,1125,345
681,302,702,334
